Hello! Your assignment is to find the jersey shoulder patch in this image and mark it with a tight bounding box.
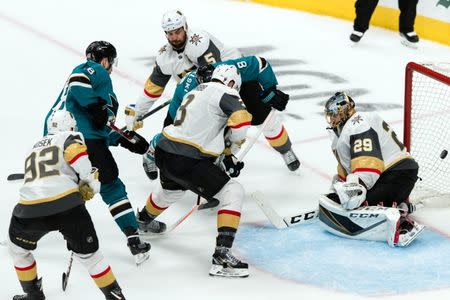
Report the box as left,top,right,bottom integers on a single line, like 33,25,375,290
155,43,178,75
185,29,212,58
342,113,371,136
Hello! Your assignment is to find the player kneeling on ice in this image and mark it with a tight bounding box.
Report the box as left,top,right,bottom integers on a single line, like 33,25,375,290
8,111,126,300
319,92,424,247
137,65,251,278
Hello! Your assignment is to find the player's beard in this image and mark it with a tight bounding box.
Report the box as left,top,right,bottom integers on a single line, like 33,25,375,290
169,35,187,50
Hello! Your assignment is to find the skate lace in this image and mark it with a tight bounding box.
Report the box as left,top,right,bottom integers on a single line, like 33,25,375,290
282,150,297,165
216,247,241,265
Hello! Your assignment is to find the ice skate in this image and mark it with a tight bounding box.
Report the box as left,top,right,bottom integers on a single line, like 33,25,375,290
209,246,249,278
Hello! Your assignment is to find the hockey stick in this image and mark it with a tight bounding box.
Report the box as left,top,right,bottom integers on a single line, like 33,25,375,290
61,252,74,292
252,191,318,229
7,173,25,181
119,99,171,131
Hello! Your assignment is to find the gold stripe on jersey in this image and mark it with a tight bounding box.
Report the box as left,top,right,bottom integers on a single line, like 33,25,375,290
227,110,252,129
64,143,88,163
384,155,413,171
144,78,164,98
350,156,384,174
19,188,79,205
92,266,116,288
162,131,221,157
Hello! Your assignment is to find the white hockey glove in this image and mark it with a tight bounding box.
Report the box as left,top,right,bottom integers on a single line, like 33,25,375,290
327,174,342,194
333,174,367,210
79,168,100,201
125,104,144,131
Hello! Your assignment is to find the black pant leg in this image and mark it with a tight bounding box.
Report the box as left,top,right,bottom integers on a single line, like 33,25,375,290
354,0,379,32
365,168,418,207
85,139,119,184
239,81,271,126
398,0,418,33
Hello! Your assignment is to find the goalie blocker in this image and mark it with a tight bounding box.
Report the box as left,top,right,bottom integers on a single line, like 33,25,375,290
318,195,424,247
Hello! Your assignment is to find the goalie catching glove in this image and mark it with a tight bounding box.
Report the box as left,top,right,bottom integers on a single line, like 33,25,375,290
259,87,289,111
125,104,144,131
334,173,367,210
79,168,100,201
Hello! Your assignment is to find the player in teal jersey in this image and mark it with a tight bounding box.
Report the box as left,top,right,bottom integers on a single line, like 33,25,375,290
140,56,300,183
43,41,150,265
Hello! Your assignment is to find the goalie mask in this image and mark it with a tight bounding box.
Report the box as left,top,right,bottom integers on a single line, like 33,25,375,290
211,64,242,92
47,110,77,134
324,92,355,135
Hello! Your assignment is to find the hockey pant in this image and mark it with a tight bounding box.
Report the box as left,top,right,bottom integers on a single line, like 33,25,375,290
318,195,401,246
148,147,245,247
239,81,292,154
85,139,138,233
8,205,119,296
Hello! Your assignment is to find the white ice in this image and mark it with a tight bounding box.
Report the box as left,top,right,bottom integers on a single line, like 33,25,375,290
1,0,450,299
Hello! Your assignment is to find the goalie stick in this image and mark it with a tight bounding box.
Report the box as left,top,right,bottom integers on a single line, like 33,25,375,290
7,173,24,181
252,191,318,229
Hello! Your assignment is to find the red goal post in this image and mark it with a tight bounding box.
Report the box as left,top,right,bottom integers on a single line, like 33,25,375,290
403,62,450,205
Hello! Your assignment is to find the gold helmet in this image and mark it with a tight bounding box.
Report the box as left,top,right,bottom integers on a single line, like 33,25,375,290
324,92,355,133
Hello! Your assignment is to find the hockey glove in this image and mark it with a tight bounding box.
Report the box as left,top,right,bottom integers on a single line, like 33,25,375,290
220,155,244,178
118,131,149,155
333,174,367,210
79,168,100,201
259,87,289,111
125,104,144,131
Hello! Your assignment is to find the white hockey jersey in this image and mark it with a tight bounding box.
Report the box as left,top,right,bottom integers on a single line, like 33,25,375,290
159,82,252,159
137,28,241,116
331,112,413,189
15,131,91,218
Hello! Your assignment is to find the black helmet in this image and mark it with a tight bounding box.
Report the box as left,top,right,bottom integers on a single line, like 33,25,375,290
196,64,216,84
85,41,117,66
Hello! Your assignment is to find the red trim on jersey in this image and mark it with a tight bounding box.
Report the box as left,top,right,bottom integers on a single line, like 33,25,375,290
144,89,161,99
229,121,251,129
15,261,36,271
91,266,111,279
265,126,285,140
149,194,167,210
218,209,241,217
354,168,381,175
338,175,346,181
69,152,88,164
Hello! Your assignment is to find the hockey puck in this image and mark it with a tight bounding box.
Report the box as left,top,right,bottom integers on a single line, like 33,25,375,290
440,150,448,159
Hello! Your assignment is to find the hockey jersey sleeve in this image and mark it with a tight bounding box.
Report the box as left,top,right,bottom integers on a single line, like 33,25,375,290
218,93,252,154
349,128,384,189
63,133,92,182
229,56,278,90
136,63,171,116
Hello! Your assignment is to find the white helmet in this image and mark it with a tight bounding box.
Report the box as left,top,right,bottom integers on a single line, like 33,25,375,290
161,10,187,32
211,64,242,92
47,110,77,134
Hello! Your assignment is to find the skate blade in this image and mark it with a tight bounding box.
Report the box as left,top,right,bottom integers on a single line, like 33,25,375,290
400,39,418,49
134,252,150,266
397,224,425,247
209,265,249,278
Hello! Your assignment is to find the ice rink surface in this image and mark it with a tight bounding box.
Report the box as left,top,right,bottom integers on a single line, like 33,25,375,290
1,0,450,299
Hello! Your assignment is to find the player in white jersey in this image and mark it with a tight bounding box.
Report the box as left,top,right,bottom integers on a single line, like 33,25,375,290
8,111,126,299
137,65,251,278
125,10,242,130
318,92,424,247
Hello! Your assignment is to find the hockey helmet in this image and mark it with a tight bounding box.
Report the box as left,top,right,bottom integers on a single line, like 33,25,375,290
161,10,187,32
211,64,242,92
47,110,77,134
196,64,216,84
324,92,355,131
85,41,118,67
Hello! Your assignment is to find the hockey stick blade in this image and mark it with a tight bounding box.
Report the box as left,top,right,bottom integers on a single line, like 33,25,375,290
252,192,288,229
61,252,73,292
198,198,220,210
282,209,319,226
7,173,24,181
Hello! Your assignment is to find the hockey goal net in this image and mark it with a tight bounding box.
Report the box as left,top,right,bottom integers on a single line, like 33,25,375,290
404,62,450,206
